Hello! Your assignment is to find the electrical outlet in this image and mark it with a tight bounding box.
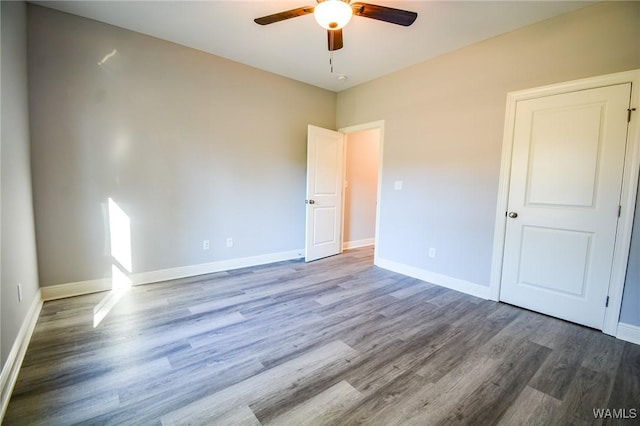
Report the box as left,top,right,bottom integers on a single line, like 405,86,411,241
428,248,436,258
226,237,233,248
203,240,210,250
17,283,23,302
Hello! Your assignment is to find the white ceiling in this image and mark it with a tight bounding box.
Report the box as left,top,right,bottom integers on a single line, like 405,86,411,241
32,0,596,92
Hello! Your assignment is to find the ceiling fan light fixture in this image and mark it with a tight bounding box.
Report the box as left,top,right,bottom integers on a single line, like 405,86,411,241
314,0,353,30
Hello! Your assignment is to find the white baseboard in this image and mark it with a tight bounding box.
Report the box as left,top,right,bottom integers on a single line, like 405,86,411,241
40,249,304,301
375,256,490,300
616,322,640,345
343,238,375,250
1,290,43,420
40,277,112,301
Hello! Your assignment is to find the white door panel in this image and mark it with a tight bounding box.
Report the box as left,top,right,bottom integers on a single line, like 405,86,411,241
305,125,344,262
313,207,339,245
500,83,631,329
518,226,592,296
526,105,603,206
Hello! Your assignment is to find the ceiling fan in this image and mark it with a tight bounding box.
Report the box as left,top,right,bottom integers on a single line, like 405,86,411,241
254,0,418,51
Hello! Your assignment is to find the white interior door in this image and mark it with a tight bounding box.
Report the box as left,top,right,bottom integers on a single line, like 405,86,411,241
305,125,345,262
500,83,631,329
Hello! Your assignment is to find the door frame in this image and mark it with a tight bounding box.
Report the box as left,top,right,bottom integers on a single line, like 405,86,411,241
338,120,385,264
489,69,640,336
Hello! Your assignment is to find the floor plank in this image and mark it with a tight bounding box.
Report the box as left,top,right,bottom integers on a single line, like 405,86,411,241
605,342,640,425
160,340,358,425
498,386,561,426
264,380,364,426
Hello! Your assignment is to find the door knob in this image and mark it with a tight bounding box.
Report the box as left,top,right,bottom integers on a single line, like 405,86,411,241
306,199,315,204
508,211,518,218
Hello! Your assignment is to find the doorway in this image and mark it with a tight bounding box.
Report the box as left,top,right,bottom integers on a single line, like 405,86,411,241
490,70,640,336
343,128,380,251
500,83,630,329
340,121,384,261
304,121,384,263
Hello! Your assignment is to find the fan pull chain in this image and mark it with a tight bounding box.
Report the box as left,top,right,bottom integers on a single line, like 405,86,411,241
328,29,335,74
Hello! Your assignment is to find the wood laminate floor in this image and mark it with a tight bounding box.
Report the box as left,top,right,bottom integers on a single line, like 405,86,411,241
4,247,640,425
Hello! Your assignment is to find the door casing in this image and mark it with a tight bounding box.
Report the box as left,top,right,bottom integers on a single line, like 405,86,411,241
489,69,640,336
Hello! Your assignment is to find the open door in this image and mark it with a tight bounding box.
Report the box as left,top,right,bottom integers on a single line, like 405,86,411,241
305,125,344,262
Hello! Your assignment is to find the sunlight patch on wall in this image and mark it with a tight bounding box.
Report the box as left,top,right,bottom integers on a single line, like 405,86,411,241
108,197,132,272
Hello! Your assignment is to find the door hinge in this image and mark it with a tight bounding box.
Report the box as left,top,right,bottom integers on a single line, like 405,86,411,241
629,108,637,123
618,205,622,218
605,296,610,307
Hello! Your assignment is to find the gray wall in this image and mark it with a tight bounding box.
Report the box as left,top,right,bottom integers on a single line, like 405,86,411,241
1,1,40,366
620,177,640,326
337,2,640,303
27,5,336,287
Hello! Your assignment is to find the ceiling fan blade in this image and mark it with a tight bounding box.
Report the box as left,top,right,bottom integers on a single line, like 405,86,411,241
351,2,417,26
327,29,344,51
254,6,314,25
